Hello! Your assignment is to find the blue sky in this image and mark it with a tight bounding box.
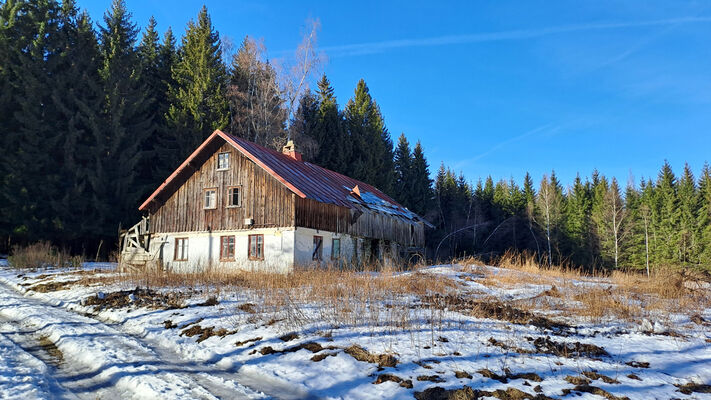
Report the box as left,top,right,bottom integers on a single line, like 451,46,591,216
81,1,711,188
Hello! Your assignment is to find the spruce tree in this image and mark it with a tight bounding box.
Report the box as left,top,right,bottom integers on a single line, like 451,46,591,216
50,2,106,244
590,175,611,267
697,163,711,265
152,26,178,179
393,133,413,207
344,79,395,194
165,5,229,164
95,0,152,236
409,141,433,217
523,172,536,222
536,172,565,267
564,174,592,266
677,163,699,264
621,180,646,270
653,161,679,264
313,75,349,172
288,90,319,161
2,0,62,242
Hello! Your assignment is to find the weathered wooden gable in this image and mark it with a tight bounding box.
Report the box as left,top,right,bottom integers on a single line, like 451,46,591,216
150,141,296,233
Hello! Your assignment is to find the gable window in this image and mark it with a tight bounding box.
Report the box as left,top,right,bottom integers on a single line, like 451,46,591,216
217,152,230,170
331,238,341,260
227,186,242,207
312,236,323,261
204,188,217,209
220,235,235,260
248,234,264,260
174,237,188,261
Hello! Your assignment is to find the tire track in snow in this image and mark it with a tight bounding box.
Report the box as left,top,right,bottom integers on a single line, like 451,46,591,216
0,281,265,399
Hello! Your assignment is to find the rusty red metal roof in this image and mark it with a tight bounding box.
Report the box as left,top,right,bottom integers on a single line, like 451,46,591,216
139,130,430,225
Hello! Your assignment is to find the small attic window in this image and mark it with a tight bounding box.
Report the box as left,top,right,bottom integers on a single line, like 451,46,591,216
217,152,229,170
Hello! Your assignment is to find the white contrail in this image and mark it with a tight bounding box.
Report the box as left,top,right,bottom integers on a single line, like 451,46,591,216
320,17,711,57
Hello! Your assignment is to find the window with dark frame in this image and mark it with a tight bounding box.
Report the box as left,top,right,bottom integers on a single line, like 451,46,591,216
331,238,341,260
248,234,264,260
217,152,230,170
174,238,188,261
204,188,217,209
312,236,323,261
227,186,241,207
220,235,235,260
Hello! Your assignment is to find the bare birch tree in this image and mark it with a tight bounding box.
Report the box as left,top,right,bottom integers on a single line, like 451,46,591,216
279,18,326,130
228,20,325,150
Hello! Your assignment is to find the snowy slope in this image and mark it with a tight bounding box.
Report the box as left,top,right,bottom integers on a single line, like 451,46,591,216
0,262,709,399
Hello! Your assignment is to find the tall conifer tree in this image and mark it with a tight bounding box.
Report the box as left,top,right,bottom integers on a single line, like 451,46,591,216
344,79,394,194
165,5,229,164
409,141,433,216
313,75,349,172
394,133,413,207
96,0,152,235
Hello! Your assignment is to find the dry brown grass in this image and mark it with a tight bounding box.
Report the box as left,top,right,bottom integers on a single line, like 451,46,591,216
109,263,458,333
461,251,710,323
8,242,83,270
76,251,711,330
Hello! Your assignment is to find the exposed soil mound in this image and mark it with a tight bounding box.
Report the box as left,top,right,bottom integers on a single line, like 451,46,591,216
625,360,649,368
582,371,620,384
279,332,299,342
85,287,187,310
414,386,478,400
344,344,397,368
477,368,542,384
562,385,630,400
455,371,472,379
414,386,553,400
196,296,219,306
180,325,235,343
29,280,73,292
373,373,412,388
235,337,262,347
677,383,711,395
256,341,332,357
417,375,445,383
425,295,570,333
529,336,608,359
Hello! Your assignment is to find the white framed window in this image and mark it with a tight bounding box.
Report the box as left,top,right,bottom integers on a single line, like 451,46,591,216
312,236,323,261
331,238,341,260
174,237,188,261
220,235,235,260
248,234,264,260
217,152,230,170
204,188,217,209
227,186,241,207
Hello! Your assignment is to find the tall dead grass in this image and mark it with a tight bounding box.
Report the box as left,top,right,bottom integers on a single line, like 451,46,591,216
103,251,711,330
115,263,458,334
8,242,83,270
459,250,710,323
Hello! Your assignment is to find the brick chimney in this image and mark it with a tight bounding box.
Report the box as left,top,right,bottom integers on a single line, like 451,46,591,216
282,140,302,161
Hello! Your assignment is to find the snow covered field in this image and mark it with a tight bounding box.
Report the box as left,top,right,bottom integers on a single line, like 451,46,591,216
0,259,710,399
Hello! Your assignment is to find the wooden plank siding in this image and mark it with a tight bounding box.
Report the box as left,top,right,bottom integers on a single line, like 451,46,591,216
150,142,296,233
148,139,424,248
294,197,425,247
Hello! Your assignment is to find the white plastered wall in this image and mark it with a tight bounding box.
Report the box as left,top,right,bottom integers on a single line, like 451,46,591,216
149,228,295,274
293,227,356,267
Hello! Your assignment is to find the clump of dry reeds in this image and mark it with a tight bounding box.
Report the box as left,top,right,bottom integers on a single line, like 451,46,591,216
8,241,83,270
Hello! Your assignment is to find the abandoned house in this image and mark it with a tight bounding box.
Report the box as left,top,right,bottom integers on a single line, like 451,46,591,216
120,129,431,273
